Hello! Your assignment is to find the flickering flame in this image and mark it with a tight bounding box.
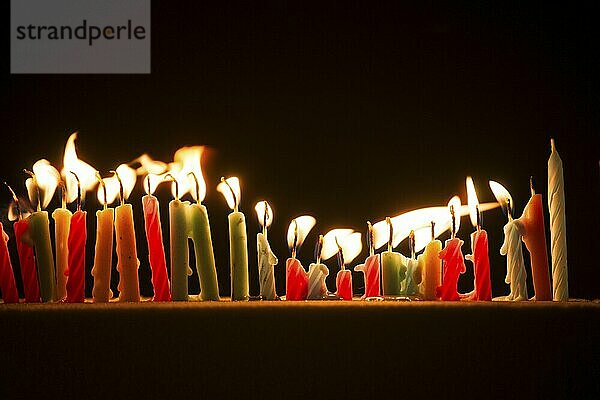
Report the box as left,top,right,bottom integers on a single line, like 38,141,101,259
254,201,273,228
26,160,61,209
489,180,514,217
466,176,480,228
217,177,241,210
8,200,32,221
286,215,316,251
321,229,362,264
134,154,169,176
98,164,137,204
62,132,98,203
143,173,164,195
321,229,354,260
170,146,206,201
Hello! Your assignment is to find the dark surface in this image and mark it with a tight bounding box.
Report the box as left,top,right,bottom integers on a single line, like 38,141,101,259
1,301,599,399
1,4,599,299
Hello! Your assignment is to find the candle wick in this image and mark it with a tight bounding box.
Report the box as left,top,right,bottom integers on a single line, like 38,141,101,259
3,182,22,220
221,177,238,212
386,216,393,252
70,171,81,211
476,204,481,231
187,172,201,204
96,172,108,209
431,221,435,241
262,201,268,238
335,236,345,270
409,230,416,259
23,169,41,212
291,219,299,259
164,173,178,201
507,198,513,221
145,175,152,196
450,205,456,239
551,138,556,153
529,176,535,197
110,170,125,206
314,234,323,265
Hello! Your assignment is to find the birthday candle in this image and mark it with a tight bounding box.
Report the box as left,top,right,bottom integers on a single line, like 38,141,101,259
284,216,315,301
167,175,192,302
92,175,115,303
307,235,328,300
381,218,407,296
355,222,381,298
436,198,466,301
255,201,277,300
0,222,19,303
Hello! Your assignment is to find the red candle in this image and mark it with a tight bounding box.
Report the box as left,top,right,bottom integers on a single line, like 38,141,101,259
518,191,551,301
436,237,466,301
335,269,353,300
65,210,86,303
14,219,40,302
0,223,19,303
466,229,492,301
286,258,308,300
142,194,171,302
356,254,380,298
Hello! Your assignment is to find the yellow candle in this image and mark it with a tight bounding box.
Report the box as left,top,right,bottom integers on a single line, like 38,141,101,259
115,203,140,302
52,208,71,301
91,207,114,302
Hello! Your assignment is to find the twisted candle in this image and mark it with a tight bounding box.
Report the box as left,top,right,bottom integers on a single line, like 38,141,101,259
500,219,528,301
548,139,568,301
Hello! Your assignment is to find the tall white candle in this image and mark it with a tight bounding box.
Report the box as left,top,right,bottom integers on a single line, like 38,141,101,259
548,139,568,301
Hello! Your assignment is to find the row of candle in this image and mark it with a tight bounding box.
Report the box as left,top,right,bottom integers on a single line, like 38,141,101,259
0,135,568,303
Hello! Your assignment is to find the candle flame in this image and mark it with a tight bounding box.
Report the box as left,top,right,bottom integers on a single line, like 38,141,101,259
254,201,273,228
98,164,137,204
133,154,169,176
489,180,514,217
448,195,462,234
25,159,61,209
217,177,241,210
466,176,480,228
321,229,362,264
170,146,206,201
286,215,316,251
8,198,32,221
371,197,499,251
62,132,98,203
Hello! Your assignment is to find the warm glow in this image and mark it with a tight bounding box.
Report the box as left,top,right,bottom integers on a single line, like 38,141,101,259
489,180,514,217
466,176,480,228
134,154,169,176
217,177,241,210
62,132,98,203
321,229,362,264
254,201,273,228
26,159,61,209
321,229,354,260
8,199,32,221
371,197,500,251
170,146,206,201
98,164,137,205
143,173,165,195
286,215,316,250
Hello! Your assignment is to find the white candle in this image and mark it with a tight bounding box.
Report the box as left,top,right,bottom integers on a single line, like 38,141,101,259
255,201,278,300
548,139,568,301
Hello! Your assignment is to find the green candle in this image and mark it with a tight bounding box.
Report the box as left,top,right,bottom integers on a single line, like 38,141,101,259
169,198,191,301
380,217,407,296
25,211,57,302
188,203,220,301
218,177,249,301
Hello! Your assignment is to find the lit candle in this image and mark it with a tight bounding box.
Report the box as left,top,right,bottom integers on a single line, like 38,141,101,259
463,177,492,301
355,222,381,299
404,230,422,297
5,183,39,302
548,139,568,301
23,169,57,302
167,174,192,301
518,177,551,301
141,175,171,301
52,182,71,301
65,172,86,303
333,232,362,300
113,170,141,302
0,221,19,303
490,181,528,301
436,197,466,301
307,235,328,300
217,177,249,301
420,222,442,300
255,201,278,300
380,217,407,297
92,174,115,302
284,216,315,301
187,172,220,301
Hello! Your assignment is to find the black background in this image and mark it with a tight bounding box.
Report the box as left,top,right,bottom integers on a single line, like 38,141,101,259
2,1,599,300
